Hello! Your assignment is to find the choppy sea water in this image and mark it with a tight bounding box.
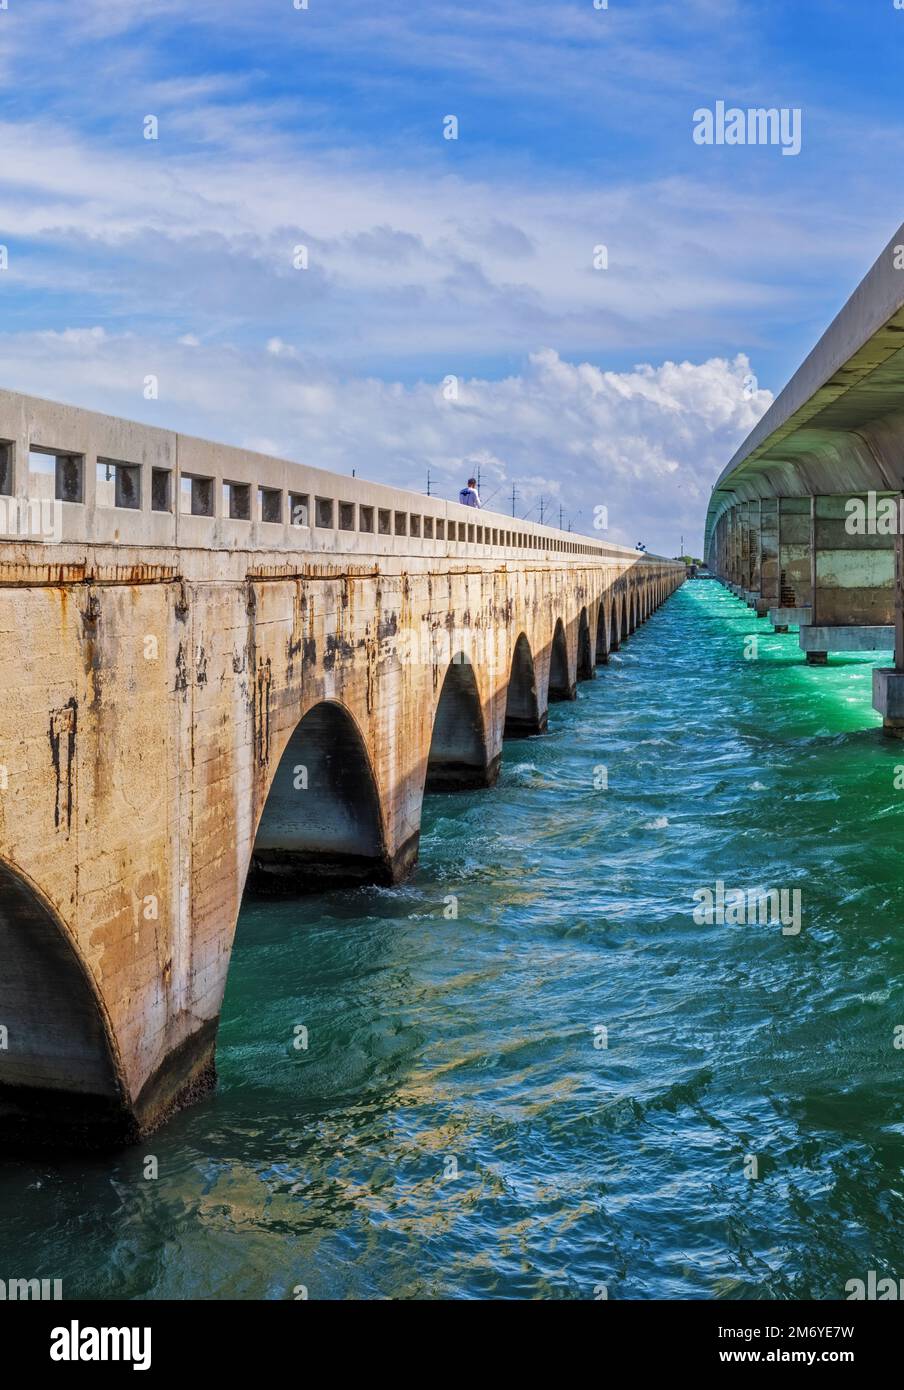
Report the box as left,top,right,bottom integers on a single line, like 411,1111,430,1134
2,579,904,1300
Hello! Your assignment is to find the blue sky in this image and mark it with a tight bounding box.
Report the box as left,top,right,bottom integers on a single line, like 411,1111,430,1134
1,0,903,550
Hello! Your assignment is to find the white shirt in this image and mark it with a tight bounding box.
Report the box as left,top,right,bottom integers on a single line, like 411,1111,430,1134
459,486,481,508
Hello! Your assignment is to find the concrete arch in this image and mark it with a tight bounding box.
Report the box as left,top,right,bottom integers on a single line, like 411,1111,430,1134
504,632,546,738
576,606,595,681
426,655,497,790
619,593,630,642
548,618,576,702
595,602,609,663
249,699,392,891
609,599,621,652
0,859,126,1147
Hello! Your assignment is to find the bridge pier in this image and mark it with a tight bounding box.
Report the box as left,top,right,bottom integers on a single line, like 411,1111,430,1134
776,498,812,623
759,498,779,615
248,701,409,891
425,658,501,791
734,506,745,589
798,494,894,663
504,632,547,737
873,667,904,737
548,618,577,701
744,500,768,613
595,605,609,664
576,608,595,681
873,507,904,736
739,501,752,595
768,606,811,634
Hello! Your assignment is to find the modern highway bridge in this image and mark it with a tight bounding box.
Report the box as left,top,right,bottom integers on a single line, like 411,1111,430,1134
0,387,684,1145
705,218,904,734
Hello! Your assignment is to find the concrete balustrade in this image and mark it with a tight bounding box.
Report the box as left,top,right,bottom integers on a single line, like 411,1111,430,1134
0,387,637,563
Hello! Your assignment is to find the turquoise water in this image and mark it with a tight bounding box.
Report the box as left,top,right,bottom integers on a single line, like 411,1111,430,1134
3,579,904,1300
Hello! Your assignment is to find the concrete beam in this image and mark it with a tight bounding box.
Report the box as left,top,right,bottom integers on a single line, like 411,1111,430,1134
800,624,894,663
873,667,904,737
768,605,812,633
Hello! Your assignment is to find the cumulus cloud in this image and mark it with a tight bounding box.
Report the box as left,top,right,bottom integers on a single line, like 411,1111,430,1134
0,329,770,554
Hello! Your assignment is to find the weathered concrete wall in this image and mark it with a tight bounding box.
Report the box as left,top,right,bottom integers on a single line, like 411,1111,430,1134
747,500,762,593
726,509,736,584
779,498,812,609
0,390,684,1147
760,498,779,608
0,542,681,1146
739,501,752,590
810,495,894,625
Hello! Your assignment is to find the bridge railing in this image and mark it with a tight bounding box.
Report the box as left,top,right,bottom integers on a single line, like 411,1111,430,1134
0,387,674,565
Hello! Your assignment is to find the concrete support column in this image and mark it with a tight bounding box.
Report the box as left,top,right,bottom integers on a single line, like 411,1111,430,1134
730,504,742,585
748,499,761,598
739,501,751,591
767,497,813,632
760,498,779,611
873,494,904,736
802,493,895,665
779,498,813,608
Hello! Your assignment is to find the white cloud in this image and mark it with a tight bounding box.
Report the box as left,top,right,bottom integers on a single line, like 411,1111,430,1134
0,110,880,378
0,329,771,555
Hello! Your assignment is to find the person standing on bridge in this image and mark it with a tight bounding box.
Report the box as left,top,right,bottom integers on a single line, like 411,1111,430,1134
459,477,482,508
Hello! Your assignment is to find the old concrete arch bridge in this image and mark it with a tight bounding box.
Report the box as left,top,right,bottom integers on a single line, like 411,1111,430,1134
0,387,683,1145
